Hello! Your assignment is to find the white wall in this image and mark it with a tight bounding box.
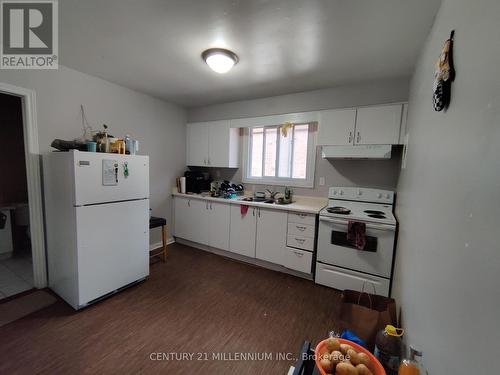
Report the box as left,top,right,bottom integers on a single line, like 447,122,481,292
0,66,186,246
188,78,408,195
187,77,409,122
392,0,500,373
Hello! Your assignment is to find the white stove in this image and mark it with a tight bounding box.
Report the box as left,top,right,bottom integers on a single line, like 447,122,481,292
320,187,396,225
315,187,397,297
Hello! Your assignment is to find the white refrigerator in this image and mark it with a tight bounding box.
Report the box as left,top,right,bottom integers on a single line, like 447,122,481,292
43,150,149,309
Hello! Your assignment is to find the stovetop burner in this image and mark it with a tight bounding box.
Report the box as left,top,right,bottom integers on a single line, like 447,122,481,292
327,206,351,215
364,210,385,215
367,214,386,219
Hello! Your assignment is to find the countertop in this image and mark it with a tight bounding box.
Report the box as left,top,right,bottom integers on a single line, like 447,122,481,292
172,192,327,214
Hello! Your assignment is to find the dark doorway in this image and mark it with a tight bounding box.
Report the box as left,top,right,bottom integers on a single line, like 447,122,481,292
0,92,33,299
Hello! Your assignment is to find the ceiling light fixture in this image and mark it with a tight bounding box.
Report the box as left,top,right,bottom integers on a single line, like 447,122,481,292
202,48,238,74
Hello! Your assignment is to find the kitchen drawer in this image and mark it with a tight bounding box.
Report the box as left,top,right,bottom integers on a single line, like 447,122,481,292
288,212,316,225
315,263,390,297
283,247,312,274
287,235,314,251
288,222,315,238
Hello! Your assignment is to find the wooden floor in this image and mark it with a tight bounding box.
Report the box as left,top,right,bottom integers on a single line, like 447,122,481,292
0,243,341,375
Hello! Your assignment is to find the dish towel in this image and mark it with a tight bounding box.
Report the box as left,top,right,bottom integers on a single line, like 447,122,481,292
240,205,249,215
347,221,366,250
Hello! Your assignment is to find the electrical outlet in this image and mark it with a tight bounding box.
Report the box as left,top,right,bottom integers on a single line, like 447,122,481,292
319,177,325,186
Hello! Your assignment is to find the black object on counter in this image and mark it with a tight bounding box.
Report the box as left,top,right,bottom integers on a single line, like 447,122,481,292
184,170,211,194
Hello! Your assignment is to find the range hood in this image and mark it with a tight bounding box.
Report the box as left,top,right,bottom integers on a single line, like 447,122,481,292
321,145,392,160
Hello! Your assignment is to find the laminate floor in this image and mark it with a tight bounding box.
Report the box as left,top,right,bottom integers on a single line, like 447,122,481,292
0,243,341,375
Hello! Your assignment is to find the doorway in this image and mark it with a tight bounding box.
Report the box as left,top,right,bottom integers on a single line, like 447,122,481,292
0,83,46,297
0,93,34,299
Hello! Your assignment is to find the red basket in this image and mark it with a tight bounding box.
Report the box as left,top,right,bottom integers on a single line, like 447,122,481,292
314,338,386,375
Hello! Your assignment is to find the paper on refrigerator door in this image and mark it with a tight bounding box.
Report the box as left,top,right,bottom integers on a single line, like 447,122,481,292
102,159,118,186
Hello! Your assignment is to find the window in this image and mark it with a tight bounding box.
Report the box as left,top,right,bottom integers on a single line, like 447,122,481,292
243,123,316,188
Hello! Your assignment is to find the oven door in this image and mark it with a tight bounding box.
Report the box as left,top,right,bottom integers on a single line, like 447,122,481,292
317,216,395,278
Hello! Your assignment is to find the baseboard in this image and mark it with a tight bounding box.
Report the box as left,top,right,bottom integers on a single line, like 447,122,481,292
175,238,313,281
149,238,175,251
0,252,13,261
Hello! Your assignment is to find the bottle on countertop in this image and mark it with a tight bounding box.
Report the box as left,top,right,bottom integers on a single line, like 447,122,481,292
398,346,426,375
374,325,404,375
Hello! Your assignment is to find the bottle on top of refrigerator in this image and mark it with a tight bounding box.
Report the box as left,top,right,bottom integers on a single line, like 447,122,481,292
124,135,131,154
374,325,404,375
398,346,426,375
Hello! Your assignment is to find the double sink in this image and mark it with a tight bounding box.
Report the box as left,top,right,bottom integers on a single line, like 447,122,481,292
239,197,275,204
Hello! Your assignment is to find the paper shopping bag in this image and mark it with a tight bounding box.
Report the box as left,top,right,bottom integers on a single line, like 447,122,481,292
339,289,397,350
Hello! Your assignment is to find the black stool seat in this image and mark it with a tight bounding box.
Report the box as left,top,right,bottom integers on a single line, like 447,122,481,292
150,216,167,229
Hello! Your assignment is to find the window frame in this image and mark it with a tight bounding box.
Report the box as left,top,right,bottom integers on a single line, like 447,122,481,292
242,123,317,188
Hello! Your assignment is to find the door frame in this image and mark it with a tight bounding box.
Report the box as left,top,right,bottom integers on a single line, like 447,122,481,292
0,82,47,288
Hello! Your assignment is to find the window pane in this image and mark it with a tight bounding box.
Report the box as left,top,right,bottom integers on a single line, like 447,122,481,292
278,128,292,178
292,124,309,179
264,127,277,176
250,128,263,177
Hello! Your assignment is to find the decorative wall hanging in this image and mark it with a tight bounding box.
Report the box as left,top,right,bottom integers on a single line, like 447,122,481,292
433,30,455,111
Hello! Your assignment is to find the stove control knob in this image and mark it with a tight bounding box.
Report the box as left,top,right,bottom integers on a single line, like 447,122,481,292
358,190,362,196
333,190,337,195
377,193,382,198
339,190,344,195
386,193,391,199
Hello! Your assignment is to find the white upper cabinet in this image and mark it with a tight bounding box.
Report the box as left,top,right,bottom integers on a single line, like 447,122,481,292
354,104,404,145
317,103,406,146
255,208,288,265
186,123,209,166
186,120,239,168
317,108,357,146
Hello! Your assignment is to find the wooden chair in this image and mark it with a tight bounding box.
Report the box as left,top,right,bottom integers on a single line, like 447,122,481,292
149,216,168,262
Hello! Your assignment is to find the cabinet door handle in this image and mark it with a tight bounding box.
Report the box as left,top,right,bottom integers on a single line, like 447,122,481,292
252,208,255,216
295,238,306,243
356,132,361,143
188,200,191,207
203,158,207,165
294,251,304,257
210,203,212,210
296,225,306,231
348,131,353,144
207,158,211,165
258,208,261,217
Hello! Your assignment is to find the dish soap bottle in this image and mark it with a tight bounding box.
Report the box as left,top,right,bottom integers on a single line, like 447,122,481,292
398,346,426,375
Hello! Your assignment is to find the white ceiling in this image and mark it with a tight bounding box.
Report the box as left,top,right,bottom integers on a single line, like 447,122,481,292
60,0,441,107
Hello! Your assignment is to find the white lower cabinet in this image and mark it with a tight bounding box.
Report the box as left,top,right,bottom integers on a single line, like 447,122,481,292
174,197,209,245
255,207,288,265
207,201,230,251
229,205,257,258
174,197,314,273
283,247,313,273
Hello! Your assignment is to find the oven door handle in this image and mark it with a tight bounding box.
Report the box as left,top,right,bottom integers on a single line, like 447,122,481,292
319,216,395,231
